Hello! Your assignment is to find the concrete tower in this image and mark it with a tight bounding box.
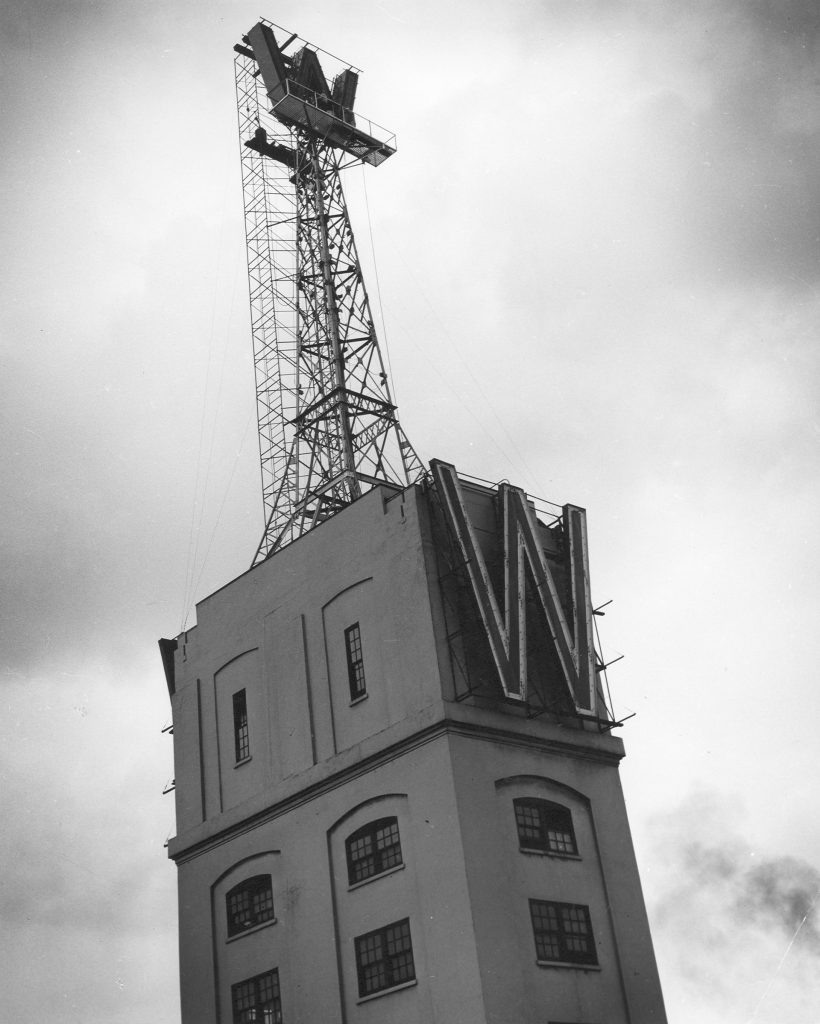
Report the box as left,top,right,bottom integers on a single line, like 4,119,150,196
160,463,667,1024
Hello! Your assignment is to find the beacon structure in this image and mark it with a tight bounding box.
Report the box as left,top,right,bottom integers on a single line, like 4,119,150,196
159,18,667,1024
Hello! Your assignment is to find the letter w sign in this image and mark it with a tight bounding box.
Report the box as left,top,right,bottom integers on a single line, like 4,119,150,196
432,461,597,714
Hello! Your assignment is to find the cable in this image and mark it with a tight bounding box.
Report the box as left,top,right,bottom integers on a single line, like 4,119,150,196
360,165,398,403
180,150,239,631
188,407,256,612
593,613,617,721
390,240,548,499
182,250,242,627
349,172,543,493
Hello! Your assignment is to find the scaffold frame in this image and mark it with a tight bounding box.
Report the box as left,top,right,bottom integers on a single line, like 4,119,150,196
234,24,424,564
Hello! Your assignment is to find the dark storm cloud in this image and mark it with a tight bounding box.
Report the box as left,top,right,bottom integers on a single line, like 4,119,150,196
740,857,820,950
680,839,820,949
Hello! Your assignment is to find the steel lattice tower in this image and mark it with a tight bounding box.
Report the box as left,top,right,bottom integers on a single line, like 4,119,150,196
234,22,424,565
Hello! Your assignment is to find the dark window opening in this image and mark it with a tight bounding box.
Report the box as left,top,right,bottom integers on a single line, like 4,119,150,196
226,874,274,936
232,968,281,1024
355,918,415,997
530,900,597,965
233,689,249,762
346,817,403,885
345,622,366,700
514,798,577,855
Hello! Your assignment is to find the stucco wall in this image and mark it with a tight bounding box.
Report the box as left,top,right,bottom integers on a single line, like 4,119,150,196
171,484,446,842
442,706,666,1023
165,477,665,1024
174,732,488,1024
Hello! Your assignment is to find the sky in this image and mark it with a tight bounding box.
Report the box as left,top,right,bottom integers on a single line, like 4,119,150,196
1,0,819,1021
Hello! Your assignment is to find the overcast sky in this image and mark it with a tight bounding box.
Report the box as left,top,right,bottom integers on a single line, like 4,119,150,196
2,1,819,1021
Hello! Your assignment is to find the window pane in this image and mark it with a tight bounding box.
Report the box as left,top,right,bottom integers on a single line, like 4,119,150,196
514,799,577,855
355,918,415,997
375,820,402,871
546,825,574,854
227,875,274,936
252,886,274,922
346,818,403,885
560,905,593,958
530,900,597,965
232,970,281,1024
233,689,250,761
345,623,366,699
515,802,543,844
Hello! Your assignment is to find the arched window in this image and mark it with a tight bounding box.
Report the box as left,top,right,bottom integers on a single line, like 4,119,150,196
514,798,577,855
226,874,274,936
345,817,403,885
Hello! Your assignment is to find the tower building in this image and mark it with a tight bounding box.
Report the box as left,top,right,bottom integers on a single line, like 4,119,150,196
160,19,667,1024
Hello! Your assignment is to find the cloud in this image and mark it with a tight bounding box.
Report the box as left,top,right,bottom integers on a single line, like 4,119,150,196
0,666,178,1022
649,791,820,1023
481,0,820,291
2,4,819,1021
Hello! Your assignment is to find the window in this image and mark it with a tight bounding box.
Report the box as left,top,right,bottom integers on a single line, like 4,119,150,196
232,969,281,1024
346,817,403,885
529,900,597,965
514,798,577,855
355,918,415,997
233,689,249,762
344,622,366,700
226,874,274,936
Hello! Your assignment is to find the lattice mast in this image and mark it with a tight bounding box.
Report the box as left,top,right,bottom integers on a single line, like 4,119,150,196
234,20,424,565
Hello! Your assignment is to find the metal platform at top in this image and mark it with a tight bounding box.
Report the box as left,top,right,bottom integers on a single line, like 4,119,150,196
236,19,396,167
269,79,395,166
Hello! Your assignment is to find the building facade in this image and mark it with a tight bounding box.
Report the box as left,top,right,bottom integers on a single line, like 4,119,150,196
161,464,667,1024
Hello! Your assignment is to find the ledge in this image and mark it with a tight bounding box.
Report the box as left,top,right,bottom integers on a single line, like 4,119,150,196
535,959,601,971
226,917,277,943
519,847,582,862
356,979,417,1004
169,701,623,862
348,862,405,892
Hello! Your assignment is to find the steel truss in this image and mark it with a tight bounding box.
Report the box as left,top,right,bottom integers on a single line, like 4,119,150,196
234,46,424,565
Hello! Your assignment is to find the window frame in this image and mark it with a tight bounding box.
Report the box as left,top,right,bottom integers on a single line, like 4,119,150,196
354,917,416,998
345,816,403,886
344,622,367,701
232,688,250,763
514,797,578,856
231,968,282,1024
529,899,598,966
226,873,275,937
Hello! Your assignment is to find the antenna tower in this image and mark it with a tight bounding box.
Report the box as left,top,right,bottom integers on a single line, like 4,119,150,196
234,20,424,565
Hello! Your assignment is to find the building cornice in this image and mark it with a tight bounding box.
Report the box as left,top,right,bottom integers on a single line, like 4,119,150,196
168,707,624,865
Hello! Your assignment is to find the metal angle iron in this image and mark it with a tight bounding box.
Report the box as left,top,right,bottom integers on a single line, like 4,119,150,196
234,19,424,565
